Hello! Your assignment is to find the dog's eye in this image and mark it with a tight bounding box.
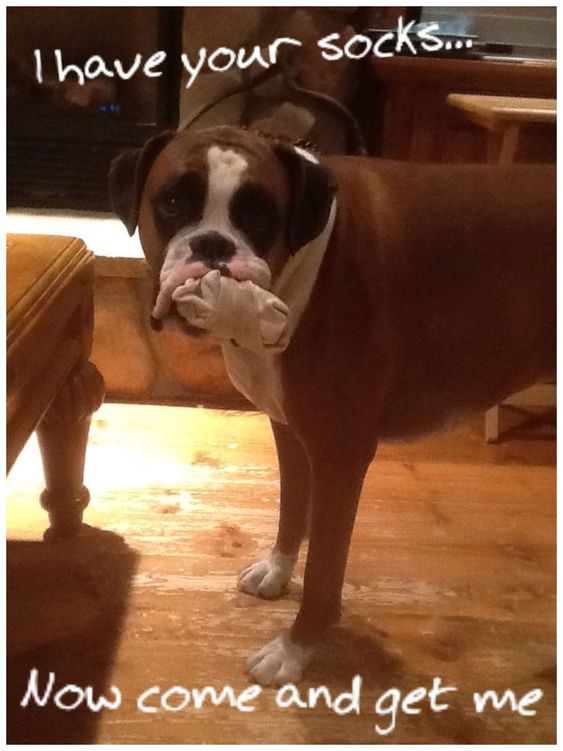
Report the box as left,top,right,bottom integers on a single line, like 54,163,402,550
154,172,207,226
158,193,182,218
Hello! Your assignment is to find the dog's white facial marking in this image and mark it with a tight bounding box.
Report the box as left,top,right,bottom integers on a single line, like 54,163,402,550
238,549,297,599
161,227,196,275
203,146,248,235
248,633,313,686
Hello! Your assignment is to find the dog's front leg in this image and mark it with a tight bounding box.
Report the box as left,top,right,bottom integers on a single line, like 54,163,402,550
239,420,310,599
247,439,374,685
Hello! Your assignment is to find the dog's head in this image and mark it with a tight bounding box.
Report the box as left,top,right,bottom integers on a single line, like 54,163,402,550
109,125,335,331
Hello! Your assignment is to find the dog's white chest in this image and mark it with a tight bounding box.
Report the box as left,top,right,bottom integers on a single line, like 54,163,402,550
222,200,337,424
222,345,286,422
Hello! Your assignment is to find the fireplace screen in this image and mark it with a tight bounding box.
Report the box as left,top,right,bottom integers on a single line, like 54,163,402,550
7,7,181,211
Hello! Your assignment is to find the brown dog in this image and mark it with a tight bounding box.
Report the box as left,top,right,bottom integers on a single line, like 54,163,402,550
110,125,555,685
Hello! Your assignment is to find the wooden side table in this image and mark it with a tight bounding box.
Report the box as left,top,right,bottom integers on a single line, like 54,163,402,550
446,94,556,442
447,94,556,164
7,234,105,538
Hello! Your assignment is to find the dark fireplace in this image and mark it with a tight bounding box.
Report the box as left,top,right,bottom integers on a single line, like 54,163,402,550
7,7,182,211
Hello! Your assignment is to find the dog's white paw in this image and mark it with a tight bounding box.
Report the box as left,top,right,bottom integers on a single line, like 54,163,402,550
238,550,296,599
248,634,313,686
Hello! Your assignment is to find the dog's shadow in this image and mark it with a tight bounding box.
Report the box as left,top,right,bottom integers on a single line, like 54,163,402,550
307,617,404,689
274,615,406,743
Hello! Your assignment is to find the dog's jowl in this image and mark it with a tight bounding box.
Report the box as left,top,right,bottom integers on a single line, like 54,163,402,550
109,125,555,686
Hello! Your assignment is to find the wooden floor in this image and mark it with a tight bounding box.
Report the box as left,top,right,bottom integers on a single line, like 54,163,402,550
7,403,555,744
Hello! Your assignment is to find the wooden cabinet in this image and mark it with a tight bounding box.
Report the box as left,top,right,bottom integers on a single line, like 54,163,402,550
369,56,556,163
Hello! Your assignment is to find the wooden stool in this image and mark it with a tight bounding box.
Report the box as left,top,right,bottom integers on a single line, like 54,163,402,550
447,94,556,442
7,234,105,538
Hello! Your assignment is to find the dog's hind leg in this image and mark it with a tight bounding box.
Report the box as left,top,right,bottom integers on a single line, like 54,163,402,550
238,420,310,599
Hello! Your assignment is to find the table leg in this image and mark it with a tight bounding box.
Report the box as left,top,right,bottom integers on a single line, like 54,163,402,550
484,122,521,442
487,123,521,165
36,361,105,540
485,404,500,444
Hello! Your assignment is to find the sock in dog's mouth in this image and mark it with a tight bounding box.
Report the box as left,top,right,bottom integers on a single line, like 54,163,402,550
150,301,207,337
151,265,289,353
153,258,271,323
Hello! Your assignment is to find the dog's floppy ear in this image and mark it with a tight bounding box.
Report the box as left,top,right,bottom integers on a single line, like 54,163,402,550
108,130,175,236
273,144,335,254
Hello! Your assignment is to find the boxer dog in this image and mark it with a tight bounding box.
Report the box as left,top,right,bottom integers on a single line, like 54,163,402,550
109,125,555,686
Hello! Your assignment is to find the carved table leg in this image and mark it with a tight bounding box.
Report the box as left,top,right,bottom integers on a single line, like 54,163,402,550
36,361,105,540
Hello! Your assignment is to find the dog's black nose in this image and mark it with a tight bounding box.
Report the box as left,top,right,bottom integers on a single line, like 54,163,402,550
190,232,235,262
